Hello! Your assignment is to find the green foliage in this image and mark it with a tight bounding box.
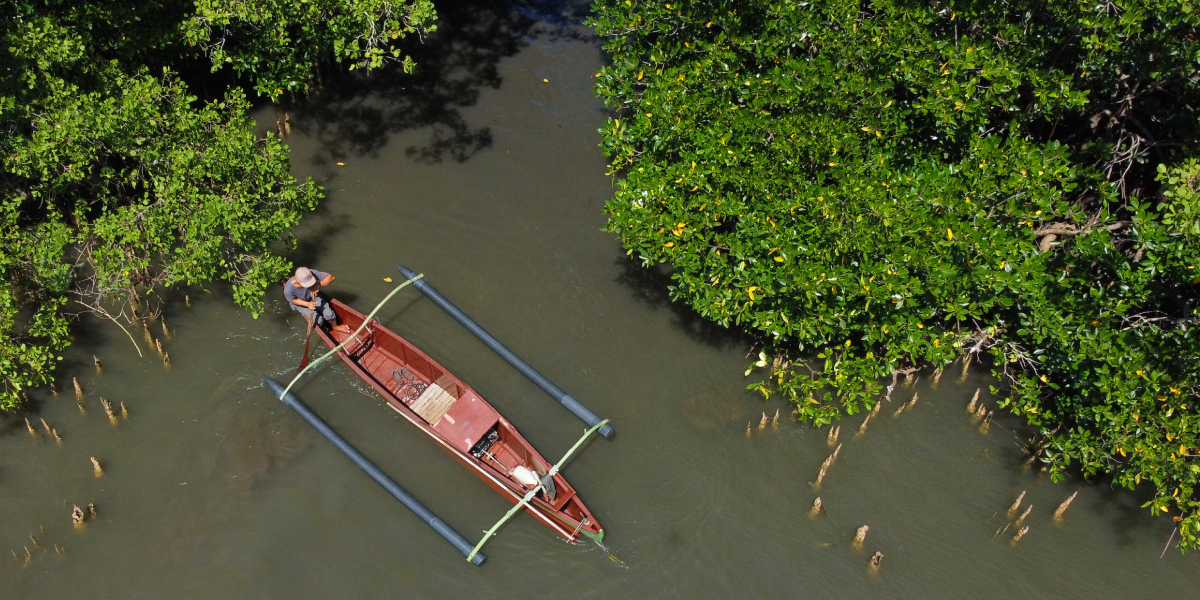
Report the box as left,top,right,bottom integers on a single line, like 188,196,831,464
183,0,437,99
1158,160,1200,237
0,0,436,411
590,0,1200,549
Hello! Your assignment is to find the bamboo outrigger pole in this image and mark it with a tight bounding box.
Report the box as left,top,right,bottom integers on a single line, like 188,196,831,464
263,376,486,566
395,264,614,439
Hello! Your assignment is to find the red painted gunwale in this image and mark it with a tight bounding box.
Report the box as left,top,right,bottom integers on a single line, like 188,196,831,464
313,299,603,542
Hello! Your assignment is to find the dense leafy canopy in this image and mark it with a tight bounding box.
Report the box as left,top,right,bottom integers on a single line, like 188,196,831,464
0,1,435,409
590,0,1200,549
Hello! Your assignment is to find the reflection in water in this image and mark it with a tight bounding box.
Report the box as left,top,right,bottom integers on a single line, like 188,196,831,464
203,406,313,498
680,387,746,433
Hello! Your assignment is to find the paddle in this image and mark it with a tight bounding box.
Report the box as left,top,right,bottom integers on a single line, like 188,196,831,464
299,302,315,370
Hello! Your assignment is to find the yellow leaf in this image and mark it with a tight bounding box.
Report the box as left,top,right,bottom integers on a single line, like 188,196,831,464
543,78,549,83
947,228,954,240
637,70,644,81
1182,444,1188,455
774,256,784,262
383,277,392,282
337,162,345,166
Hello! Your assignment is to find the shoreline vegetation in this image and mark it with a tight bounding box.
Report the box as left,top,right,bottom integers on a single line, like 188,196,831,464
589,0,1200,550
0,1,435,408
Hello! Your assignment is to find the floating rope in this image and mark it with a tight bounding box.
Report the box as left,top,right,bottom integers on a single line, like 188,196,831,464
277,274,424,401
467,418,609,562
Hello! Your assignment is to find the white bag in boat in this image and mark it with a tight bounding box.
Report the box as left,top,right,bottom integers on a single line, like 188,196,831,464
512,465,540,487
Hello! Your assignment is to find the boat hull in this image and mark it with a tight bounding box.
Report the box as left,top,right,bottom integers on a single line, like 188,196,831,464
312,299,603,543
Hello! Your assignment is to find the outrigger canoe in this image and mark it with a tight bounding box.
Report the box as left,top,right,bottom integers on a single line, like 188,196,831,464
313,298,604,543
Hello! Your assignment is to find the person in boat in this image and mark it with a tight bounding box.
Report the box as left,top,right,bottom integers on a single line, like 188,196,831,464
285,266,351,333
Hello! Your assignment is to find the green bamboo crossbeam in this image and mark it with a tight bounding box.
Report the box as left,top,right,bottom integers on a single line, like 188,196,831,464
467,418,610,562
277,274,424,400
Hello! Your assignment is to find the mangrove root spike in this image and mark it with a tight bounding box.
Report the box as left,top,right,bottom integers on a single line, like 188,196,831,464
869,551,883,570
852,525,869,551
1012,526,1030,545
1054,491,1078,520
906,391,919,409
1017,505,1032,526
1008,491,1026,517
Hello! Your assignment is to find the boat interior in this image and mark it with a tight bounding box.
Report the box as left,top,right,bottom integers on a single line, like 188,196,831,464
322,302,596,530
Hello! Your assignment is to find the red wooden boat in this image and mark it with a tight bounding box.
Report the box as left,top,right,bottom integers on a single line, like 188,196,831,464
313,299,604,543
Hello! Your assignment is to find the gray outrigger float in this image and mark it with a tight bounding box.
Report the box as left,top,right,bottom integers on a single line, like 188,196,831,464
263,271,609,565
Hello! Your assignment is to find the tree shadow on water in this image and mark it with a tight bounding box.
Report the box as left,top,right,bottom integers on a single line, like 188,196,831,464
289,0,538,168
615,255,756,353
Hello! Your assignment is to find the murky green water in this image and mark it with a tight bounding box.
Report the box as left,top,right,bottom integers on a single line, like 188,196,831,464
3,2,1196,598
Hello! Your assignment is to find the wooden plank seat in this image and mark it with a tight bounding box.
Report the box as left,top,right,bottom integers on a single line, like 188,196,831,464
410,383,458,424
